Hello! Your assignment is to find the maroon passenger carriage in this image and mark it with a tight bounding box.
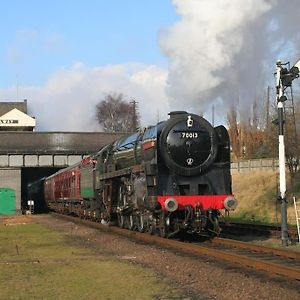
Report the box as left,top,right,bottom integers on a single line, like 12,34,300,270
44,111,237,237
44,157,95,215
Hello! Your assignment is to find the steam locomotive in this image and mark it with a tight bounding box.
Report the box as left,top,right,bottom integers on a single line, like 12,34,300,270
42,111,237,237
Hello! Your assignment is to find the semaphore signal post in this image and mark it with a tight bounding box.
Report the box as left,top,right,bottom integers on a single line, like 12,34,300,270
275,59,300,246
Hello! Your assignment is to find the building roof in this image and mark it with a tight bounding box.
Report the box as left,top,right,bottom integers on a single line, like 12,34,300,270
0,100,27,117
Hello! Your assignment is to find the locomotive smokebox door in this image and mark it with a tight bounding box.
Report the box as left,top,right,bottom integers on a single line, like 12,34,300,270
159,112,218,176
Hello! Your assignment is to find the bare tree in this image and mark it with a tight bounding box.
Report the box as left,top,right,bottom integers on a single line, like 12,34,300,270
96,93,140,132
227,88,300,160
227,105,242,159
227,100,266,160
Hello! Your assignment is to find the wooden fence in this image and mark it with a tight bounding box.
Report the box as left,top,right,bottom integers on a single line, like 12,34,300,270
231,158,279,173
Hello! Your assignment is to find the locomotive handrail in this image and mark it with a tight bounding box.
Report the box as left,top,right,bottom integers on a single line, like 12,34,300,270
98,164,144,180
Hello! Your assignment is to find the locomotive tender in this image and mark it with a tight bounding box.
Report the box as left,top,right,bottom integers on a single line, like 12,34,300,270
44,111,237,237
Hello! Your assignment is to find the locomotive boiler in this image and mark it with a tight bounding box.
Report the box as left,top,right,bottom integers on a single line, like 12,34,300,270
44,111,237,237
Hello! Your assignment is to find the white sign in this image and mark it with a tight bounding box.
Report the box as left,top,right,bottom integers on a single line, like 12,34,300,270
27,200,34,205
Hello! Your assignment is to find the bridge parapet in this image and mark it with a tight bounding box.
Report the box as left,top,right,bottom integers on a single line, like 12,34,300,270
0,131,127,168
0,154,84,167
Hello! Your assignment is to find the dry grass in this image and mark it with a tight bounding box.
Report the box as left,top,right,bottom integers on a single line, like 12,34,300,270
231,171,299,224
0,223,183,300
1,215,32,225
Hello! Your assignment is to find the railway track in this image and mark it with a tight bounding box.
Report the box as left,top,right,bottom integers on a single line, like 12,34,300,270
51,213,300,281
220,221,299,240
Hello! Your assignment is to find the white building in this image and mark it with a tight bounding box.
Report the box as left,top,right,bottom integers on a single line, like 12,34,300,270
0,99,36,131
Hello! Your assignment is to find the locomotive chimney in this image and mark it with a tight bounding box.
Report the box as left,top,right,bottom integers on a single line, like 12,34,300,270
168,111,188,118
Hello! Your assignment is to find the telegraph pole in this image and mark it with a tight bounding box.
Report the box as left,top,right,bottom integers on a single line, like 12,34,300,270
130,100,139,132
266,86,270,131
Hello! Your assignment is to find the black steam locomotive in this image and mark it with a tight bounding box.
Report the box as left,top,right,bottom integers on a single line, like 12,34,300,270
43,111,237,237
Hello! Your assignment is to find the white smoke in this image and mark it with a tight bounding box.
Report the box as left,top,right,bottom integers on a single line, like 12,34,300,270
159,0,300,115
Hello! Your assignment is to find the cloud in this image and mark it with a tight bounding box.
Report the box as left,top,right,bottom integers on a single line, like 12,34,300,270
159,0,300,115
0,62,169,131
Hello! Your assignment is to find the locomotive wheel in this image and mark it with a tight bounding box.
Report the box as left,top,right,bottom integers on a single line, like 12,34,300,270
159,226,167,238
136,214,145,232
158,213,168,237
147,224,155,235
146,217,156,235
131,214,139,231
208,215,220,237
119,215,134,230
117,214,125,228
126,215,134,230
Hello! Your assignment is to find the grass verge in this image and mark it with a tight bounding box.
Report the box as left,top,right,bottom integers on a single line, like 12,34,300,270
0,223,182,300
231,171,300,225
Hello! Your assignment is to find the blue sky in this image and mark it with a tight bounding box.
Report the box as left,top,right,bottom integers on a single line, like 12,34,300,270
0,0,178,88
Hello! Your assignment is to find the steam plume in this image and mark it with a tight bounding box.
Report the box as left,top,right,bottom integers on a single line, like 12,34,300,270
159,0,300,114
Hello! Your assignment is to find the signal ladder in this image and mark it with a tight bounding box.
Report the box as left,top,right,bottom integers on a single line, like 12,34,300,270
293,196,300,243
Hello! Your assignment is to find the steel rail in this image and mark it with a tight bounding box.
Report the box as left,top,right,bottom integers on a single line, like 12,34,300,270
212,237,300,260
220,221,298,239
